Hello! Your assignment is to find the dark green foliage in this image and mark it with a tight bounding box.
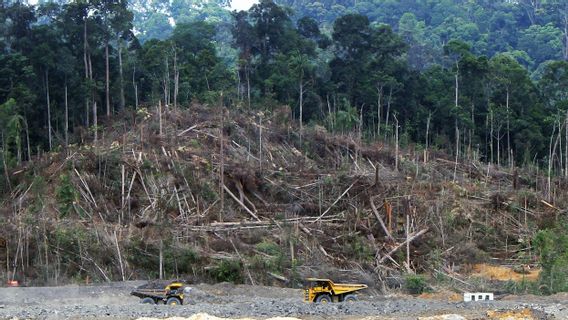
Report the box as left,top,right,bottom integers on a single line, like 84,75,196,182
209,260,243,283
404,274,429,294
250,240,285,273
50,225,96,280
343,235,374,262
534,227,568,294
256,240,281,256
0,0,565,171
55,173,77,217
504,278,539,295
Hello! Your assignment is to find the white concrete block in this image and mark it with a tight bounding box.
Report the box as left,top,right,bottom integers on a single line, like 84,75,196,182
463,292,494,302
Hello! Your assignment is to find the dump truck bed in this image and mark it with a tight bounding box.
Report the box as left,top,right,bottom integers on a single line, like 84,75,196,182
330,283,368,295
130,288,168,300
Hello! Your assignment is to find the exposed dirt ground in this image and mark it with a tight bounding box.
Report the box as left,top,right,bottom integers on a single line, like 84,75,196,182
0,281,566,320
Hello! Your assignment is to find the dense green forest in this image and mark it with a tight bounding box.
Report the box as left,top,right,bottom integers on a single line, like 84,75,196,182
1,0,568,195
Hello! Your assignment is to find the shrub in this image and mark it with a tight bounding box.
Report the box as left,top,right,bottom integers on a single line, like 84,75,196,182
251,241,285,273
534,227,568,294
256,241,281,256
404,274,429,294
56,174,78,217
504,278,538,295
210,260,243,283
341,235,374,262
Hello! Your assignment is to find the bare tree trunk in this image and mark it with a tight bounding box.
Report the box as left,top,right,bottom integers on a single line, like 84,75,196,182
164,56,170,106
158,100,163,137
173,49,179,110
384,87,393,141
93,101,98,143
237,68,241,100
84,19,89,127
490,110,494,165
133,66,138,109
105,40,110,117
506,88,511,168
564,11,568,60
394,114,399,171
406,214,411,273
259,114,263,171
24,119,30,161
159,239,163,280
299,79,304,145
65,81,69,149
548,122,558,202
1,132,12,191
455,64,459,110
565,111,568,177
118,37,125,112
327,95,333,132
454,61,459,166
377,85,383,138
246,64,251,108
497,125,501,167
425,112,431,163
219,94,225,222
470,102,474,160
88,48,94,140
454,123,459,183
45,69,52,151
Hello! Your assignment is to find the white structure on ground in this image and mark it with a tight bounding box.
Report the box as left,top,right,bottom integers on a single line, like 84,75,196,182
463,292,494,302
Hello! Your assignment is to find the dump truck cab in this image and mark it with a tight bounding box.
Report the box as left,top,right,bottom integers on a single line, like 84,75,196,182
304,278,367,303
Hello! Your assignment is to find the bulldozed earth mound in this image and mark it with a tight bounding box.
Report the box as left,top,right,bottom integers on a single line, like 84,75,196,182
0,103,562,293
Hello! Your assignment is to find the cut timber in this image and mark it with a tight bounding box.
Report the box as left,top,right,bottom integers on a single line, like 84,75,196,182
370,196,395,242
222,184,261,221
313,180,358,223
177,125,198,136
434,268,473,288
186,216,344,232
378,228,428,264
267,272,288,282
541,199,559,210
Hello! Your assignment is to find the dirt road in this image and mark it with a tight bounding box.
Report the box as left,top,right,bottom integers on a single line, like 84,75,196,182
0,282,566,320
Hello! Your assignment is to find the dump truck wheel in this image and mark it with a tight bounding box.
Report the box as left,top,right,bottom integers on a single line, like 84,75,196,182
140,297,155,304
343,294,357,303
166,297,182,306
316,294,332,304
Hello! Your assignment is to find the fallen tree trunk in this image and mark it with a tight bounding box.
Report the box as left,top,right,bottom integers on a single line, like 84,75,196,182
378,228,429,264
370,196,395,242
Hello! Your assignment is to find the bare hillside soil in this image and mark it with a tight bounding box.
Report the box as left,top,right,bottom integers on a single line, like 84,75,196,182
0,281,566,320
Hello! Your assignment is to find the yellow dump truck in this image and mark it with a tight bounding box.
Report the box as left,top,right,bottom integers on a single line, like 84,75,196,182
304,278,367,303
131,281,191,305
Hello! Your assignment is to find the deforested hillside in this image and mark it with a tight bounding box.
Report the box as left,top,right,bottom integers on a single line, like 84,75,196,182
0,103,564,293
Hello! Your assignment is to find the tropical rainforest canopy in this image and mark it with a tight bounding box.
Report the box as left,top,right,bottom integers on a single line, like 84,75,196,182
1,0,568,184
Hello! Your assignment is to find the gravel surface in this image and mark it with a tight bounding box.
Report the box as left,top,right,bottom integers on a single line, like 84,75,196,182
0,282,566,319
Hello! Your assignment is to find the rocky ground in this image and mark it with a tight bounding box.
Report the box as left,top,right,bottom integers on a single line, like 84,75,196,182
0,281,567,320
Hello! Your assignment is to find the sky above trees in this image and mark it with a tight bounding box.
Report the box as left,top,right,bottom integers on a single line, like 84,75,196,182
231,0,258,10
